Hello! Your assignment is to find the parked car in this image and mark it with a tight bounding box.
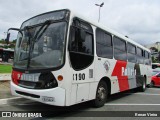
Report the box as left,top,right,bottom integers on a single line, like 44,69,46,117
150,72,160,87
152,68,160,76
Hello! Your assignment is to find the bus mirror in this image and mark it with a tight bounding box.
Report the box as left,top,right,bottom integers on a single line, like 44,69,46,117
80,29,86,42
5,33,10,44
5,28,22,44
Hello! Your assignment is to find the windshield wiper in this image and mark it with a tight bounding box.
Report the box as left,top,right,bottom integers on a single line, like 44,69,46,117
33,20,52,41
25,20,52,69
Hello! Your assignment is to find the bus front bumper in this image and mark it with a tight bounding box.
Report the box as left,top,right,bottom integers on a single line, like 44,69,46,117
10,81,66,106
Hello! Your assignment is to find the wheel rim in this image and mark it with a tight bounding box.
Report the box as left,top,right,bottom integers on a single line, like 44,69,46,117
97,86,106,101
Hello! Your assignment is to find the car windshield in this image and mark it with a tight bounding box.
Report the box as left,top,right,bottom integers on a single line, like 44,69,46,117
14,21,67,69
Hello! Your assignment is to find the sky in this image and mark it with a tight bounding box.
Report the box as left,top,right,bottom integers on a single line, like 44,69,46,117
0,0,160,45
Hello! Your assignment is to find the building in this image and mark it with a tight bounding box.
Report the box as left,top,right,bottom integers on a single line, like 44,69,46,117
0,48,14,62
145,42,160,52
145,42,160,62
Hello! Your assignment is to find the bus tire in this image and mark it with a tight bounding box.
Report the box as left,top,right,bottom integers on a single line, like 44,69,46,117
92,81,108,108
149,81,154,88
139,79,146,92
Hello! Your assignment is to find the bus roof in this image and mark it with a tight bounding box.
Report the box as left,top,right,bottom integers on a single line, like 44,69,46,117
70,10,150,53
19,9,150,53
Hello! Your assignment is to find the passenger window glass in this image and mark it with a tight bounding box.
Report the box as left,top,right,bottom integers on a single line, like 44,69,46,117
114,37,126,51
136,47,144,64
127,43,136,54
70,28,93,55
127,43,136,63
113,37,127,61
69,18,94,70
96,28,113,59
78,32,93,55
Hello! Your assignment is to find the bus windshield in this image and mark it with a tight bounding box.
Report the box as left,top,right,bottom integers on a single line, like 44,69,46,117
14,21,67,70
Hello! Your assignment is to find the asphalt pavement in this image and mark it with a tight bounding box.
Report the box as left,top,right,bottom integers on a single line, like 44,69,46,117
0,61,13,99
0,87,160,120
0,81,14,99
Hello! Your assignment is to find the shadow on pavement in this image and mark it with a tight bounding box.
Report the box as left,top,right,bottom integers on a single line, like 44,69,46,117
9,89,139,118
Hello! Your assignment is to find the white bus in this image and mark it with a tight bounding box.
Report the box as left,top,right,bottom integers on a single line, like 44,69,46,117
7,9,152,107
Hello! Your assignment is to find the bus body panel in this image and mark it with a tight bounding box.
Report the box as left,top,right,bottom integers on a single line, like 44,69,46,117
11,61,73,106
11,81,66,106
70,59,95,104
94,56,152,94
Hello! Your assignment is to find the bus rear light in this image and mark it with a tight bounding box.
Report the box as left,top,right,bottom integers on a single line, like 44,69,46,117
57,75,63,81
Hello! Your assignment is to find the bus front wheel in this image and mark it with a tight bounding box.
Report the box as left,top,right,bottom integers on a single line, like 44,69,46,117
92,81,108,108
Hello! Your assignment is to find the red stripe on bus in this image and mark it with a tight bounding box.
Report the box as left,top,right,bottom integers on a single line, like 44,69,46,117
112,60,129,92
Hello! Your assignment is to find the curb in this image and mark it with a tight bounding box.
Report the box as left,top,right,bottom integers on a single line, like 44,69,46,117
0,74,11,81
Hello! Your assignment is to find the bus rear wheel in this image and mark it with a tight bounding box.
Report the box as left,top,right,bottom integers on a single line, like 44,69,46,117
149,81,154,87
92,81,108,108
139,79,146,92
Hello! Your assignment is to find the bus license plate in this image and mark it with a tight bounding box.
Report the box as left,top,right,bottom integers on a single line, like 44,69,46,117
42,96,55,102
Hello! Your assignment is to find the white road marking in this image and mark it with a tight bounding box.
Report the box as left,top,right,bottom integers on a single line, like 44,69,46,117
123,93,160,96
105,103,160,106
130,93,160,96
148,88,160,91
0,97,21,105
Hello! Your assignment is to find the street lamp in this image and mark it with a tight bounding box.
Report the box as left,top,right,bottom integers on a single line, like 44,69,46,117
95,2,104,22
3,32,6,40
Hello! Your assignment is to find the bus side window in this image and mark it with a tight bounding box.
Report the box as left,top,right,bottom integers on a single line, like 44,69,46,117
69,27,77,52
136,47,144,64
144,51,149,65
127,43,136,63
96,28,113,59
113,37,127,61
69,25,94,70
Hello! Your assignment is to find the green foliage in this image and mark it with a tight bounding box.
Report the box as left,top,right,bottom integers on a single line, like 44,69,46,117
0,64,12,73
0,39,15,49
150,47,158,52
152,56,157,63
8,44,15,49
0,39,5,44
12,39,17,43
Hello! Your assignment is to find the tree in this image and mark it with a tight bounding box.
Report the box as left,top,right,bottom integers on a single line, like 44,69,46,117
0,39,5,44
150,47,158,52
8,44,15,48
158,52,160,62
12,39,17,43
152,56,157,63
